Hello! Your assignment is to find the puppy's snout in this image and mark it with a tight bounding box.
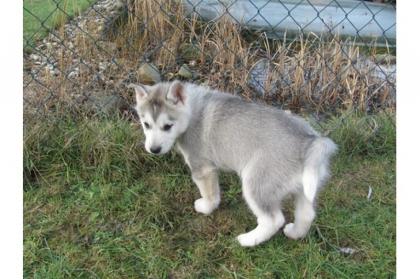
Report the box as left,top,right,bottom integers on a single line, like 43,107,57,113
150,146,162,154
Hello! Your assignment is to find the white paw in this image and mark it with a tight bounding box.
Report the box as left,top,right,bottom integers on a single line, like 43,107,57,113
194,198,217,215
283,223,301,240
237,232,261,247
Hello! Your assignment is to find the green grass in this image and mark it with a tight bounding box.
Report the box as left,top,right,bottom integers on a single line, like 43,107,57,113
23,112,395,278
23,0,93,46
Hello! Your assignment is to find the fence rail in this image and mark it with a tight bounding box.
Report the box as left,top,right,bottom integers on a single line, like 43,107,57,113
183,0,396,46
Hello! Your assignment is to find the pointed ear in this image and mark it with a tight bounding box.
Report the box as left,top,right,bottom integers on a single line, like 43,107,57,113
128,83,149,104
166,80,186,105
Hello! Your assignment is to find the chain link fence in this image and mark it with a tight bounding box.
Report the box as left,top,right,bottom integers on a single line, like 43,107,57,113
23,0,396,128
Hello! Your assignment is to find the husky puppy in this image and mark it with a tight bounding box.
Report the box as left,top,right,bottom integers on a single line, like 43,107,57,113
129,81,337,247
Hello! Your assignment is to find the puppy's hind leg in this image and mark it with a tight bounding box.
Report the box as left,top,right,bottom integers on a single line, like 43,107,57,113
192,167,220,215
283,137,336,239
237,172,285,247
283,191,315,240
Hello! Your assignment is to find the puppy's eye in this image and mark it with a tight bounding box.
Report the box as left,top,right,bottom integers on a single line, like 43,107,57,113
144,122,150,129
163,124,173,131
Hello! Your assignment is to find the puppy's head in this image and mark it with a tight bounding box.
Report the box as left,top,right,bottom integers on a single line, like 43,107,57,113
129,80,190,155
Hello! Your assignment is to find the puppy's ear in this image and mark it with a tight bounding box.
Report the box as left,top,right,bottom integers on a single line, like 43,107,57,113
128,83,149,104
166,80,186,105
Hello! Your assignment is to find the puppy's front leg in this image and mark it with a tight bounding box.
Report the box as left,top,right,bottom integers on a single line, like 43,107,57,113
191,168,220,215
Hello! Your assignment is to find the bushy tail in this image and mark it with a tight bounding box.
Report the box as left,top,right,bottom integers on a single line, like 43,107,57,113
302,137,337,202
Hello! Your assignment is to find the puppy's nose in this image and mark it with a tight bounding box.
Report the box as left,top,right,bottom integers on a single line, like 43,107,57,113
150,146,162,154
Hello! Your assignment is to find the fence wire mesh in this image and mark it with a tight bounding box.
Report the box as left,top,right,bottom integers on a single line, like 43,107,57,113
23,0,396,130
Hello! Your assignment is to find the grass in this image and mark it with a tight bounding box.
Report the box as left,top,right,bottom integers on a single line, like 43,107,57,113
23,0,93,46
23,111,396,278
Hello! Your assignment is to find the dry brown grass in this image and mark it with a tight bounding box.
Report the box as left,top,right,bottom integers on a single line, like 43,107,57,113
23,0,396,117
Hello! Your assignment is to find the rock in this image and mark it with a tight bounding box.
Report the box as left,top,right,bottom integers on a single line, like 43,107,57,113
373,63,396,82
137,63,161,84
38,44,47,51
177,64,193,79
68,71,78,79
99,61,108,71
338,247,356,255
50,69,60,76
30,54,40,61
165,72,175,80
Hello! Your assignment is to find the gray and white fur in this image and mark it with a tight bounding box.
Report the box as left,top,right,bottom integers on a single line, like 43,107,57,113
129,81,337,247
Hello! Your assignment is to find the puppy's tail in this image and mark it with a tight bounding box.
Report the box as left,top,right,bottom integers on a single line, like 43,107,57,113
302,137,337,202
